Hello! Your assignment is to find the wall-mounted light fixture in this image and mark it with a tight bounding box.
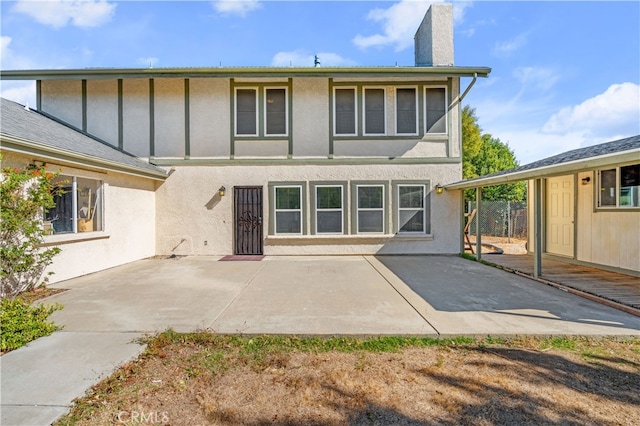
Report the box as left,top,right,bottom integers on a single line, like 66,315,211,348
435,184,444,194
218,186,226,196
581,176,591,185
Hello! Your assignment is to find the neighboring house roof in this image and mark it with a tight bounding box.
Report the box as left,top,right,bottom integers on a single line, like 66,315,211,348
0,66,491,80
0,98,167,180
447,135,640,190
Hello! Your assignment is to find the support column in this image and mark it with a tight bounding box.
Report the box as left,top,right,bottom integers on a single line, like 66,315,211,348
476,187,482,262
534,178,543,278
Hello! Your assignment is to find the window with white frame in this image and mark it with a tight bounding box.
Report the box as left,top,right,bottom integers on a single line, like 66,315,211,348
598,164,640,208
357,185,384,233
235,88,258,136
364,88,386,135
274,186,302,234
396,88,418,135
315,186,343,234
45,175,103,234
397,185,425,233
265,87,287,136
424,87,447,134
334,88,357,135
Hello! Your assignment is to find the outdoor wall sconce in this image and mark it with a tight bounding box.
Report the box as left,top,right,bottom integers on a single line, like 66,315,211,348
435,184,444,194
581,176,591,185
218,186,226,196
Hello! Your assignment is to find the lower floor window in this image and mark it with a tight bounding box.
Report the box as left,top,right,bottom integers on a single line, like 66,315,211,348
398,185,425,233
316,186,343,234
357,185,384,233
274,186,302,234
598,164,640,208
45,176,103,234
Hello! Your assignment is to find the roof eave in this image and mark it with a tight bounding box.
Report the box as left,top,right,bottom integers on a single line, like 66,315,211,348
0,134,168,181
0,66,491,80
446,148,640,190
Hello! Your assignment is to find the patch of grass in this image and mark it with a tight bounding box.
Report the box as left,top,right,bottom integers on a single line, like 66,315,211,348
540,336,579,351
0,298,62,352
460,253,477,261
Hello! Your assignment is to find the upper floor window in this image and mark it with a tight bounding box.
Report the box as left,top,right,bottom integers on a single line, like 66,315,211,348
364,88,386,135
334,88,357,136
235,86,288,137
236,88,258,136
424,87,447,134
396,88,418,135
598,164,640,208
45,175,103,234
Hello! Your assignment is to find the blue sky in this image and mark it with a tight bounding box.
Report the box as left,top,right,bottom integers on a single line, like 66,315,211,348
1,0,639,164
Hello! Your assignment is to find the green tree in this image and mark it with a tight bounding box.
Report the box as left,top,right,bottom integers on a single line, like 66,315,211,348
1,162,64,298
461,107,526,202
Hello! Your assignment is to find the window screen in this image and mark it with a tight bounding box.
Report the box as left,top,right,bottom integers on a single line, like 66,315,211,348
266,88,286,135
335,88,356,135
236,89,257,135
425,88,446,134
364,88,385,134
396,88,417,134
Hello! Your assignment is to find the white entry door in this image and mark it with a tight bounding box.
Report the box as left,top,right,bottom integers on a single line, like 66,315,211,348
546,175,574,257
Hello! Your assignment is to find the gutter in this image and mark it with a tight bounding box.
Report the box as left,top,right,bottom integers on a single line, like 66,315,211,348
1,134,168,181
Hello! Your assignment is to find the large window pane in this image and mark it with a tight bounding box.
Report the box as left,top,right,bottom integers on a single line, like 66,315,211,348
425,88,446,134
317,186,341,209
620,164,640,207
335,88,356,135
399,186,424,208
76,177,103,232
396,88,417,134
275,187,300,209
236,89,257,135
45,175,103,234
358,186,383,209
46,176,73,234
358,211,383,233
266,88,286,135
364,88,385,134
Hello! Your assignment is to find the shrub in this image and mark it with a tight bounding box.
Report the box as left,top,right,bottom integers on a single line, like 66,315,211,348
1,161,64,298
0,298,62,352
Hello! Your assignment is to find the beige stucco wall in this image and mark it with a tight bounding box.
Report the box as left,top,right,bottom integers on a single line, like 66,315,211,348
154,78,185,158
155,163,462,256
292,77,330,157
190,78,230,158
40,80,83,129
0,151,158,284
122,78,151,157
86,79,118,145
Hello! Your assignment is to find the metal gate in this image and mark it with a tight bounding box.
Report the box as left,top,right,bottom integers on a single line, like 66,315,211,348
234,186,263,255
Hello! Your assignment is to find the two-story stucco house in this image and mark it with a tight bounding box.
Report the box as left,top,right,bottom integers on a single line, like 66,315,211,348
1,5,490,283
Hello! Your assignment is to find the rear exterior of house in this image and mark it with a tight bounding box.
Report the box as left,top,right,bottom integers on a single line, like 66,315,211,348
2,5,490,274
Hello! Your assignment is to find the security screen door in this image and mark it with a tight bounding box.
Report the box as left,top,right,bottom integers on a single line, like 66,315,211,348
234,186,263,255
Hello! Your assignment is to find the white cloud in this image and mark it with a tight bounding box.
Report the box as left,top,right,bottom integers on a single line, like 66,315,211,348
13,0,116,29
137,57,159,68
271,50,356,67
492,33,527,57
513,67,560,92
0,35,35,69
0,81,37,108
353,0,471,52
213,0,261,17
543,83,640,136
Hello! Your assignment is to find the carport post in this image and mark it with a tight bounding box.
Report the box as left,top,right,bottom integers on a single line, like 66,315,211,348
476,186,482,262
534,178,543,278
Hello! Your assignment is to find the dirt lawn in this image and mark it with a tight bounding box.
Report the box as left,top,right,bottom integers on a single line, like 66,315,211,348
57,333,640,425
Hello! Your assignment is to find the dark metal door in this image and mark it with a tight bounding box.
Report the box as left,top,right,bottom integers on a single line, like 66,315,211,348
234,186,263,255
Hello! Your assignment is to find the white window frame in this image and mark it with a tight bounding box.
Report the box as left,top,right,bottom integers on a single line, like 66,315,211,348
263,86,289,137
395,87,419,136
315,185,343,234
333,86,358,136
363,86,387,136
397,184,426,234
234,87,259,137
273,185,303,235
45,175,104,235
424,86,448,136
356,184,385,234
597,164,640,209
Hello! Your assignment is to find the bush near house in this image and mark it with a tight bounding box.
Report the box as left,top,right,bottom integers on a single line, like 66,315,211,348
0,160,64,351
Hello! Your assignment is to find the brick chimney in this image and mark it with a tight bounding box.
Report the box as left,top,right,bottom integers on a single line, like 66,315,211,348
414,4,454,67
